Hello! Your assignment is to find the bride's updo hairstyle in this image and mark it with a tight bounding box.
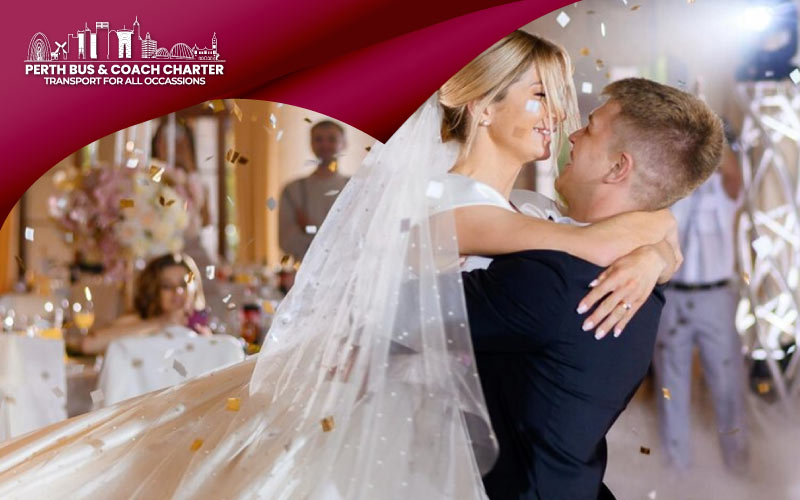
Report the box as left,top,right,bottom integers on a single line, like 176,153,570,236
439,30,579,159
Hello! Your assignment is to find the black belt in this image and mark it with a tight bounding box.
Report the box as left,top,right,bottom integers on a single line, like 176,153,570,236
667,279,730,291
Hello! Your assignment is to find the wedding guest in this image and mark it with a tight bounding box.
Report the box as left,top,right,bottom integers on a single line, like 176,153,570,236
278,120,350,260
80,253,208,354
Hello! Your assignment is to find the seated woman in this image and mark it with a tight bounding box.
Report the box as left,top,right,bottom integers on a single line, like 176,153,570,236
80,253,209,355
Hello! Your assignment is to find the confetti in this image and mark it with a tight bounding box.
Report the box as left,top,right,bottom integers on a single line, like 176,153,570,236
525,99,541,113
222,294,232,304
52,387,64,398
639,446,651,455
595,59,605,70
231,102,243,121
293,261,301,271
365,146,372,152
185,271,195,284
14,255,25,273
622,0,627,4
120,199,135,209
150,165,165,182
556,11,571,27
226,196,234,206
304,117,313,123
206,100,225,112
426,180,444,199
305,225,318,235
661,387,671,400
581,82,593,94
600,22,606,37
742,272,751,285
24,227,34,241
580,47,590,56
84,286,92,302
173,359,187,377
263,301,275,314
226,149,241,164
226,397,241,411
185,343,195,352
757,382,770,394
125,158,139,169
280,255,292,267
131,358,143,368
328,160,338,172
269,113,277,129
324,190,340,197
190,439,204,451
648,491,657,500
276,130,284,142
204,154,215,161
159,196,176,207
790,69,800,85
267,197,277,211
90,389,104,405
205,265,215,280
227,302,237,310
631,4,641,10
237,155,249,165
321,416,335,432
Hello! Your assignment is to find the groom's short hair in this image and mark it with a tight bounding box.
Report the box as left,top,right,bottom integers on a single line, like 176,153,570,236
602,78,724,209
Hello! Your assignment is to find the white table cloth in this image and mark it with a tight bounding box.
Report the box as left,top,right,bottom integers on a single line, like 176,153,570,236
0,335,67,441
96,326,245,407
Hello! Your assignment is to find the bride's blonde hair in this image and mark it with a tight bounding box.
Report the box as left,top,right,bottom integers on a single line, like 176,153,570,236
439,30,579,160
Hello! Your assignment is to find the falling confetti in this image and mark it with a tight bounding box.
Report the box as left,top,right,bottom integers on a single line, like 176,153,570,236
204,154,215,161
757,382,770,394
131,358,143,368
226,397,241,411
580,47,590,56
662,387,671,400
742,272,751,285
120,199,135,209
365,146,372,152
173,359,187,377
600,22,606,37
226,149,241,164
595,59,605,70
231,102,243,122
84,286,92,302
280,255,292,267
305,225,318,235
269,113,277,128
24,227,34,241
237,155,249,165
90,389,104,405
581,82,593,94
321,416,335,432
328,160,338,172
267,197,277,211
324,190,340,197
639,446,651,455
426,180,444,199
648,491,657,500
150,165,165,182
276,130,284,142
304,117,313,123
206,100,225,112
226,195,234,206
190,439,204,451
556,11,571,27
52,387,64,398
184,271,194,284
631,4,641,10
125,158,139,169
205,265,215,280
222,294,232,304
159,196,176,207
790,68,800,85
227,302,237,310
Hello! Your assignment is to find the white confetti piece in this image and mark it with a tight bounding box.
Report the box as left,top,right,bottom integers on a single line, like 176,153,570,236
226,195,234,206
622,0,628,4
163,348,175,359
222,294,232,304
125,158,139,169
267,197,277,210
324,190,340,197
525,99,541,113
90,389,104,405
601,22,606,37
752,235,773,257
205,265,215,280
24,227,34,241
647,491,656,500
581,82,594,94
173,359,187,377
65,232,73,243
426,181,444,199
150,166,164,182
276,130,284,142
52,387,64,398
269,113,277,128
556,11,570,27
305,225,318,235
790,68,800,85
84,286,92,302
276,103,284,108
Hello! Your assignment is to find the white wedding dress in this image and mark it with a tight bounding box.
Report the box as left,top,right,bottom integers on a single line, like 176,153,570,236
0,97,567,500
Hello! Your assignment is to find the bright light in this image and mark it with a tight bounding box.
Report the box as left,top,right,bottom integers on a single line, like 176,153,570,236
739,6,774,32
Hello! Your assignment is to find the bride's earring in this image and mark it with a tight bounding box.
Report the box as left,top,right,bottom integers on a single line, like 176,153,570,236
479,120,490,127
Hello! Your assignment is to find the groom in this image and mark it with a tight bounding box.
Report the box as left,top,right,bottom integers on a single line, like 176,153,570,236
463,78,724,499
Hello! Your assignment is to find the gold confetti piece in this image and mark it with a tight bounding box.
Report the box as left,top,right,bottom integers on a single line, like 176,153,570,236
226,397,241,411
120,199,135,209
662,388,671,400
328,160,338,172
742,272,751,285
184,272,194,285
190,439,204,451
263,301,275,314
365,146,371,152
131,358,143,368
580,47,590,56
757,382,770,394
321,416,335,432
231,102,243,122
293,261,301,271
595,59,605,70
88,438,105,449
206,99,225,113
173,359,187,377
149,165,165,182
225,149,241,164
158,196,175,207
639,446,651,455
631,5,641,10
304,117,313,123
237,155,249,165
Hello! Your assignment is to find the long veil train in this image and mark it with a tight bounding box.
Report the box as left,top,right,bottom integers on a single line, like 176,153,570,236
0,94,498,499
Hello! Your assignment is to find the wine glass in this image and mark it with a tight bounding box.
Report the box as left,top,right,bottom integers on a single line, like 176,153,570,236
72,287,96,336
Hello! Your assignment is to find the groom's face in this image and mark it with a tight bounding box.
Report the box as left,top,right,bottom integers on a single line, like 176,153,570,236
555,100,621,205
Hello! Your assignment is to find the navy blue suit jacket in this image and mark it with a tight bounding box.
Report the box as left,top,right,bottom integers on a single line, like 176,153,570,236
463,250,664,500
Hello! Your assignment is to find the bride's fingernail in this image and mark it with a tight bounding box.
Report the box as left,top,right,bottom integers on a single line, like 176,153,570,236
589,279,599,288
577,304,588,314
582,320,594,331
614,328,622,337
594,329,606,340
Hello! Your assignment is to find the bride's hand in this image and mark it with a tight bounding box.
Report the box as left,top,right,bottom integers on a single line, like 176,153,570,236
581,209,677,266
576,244,669,339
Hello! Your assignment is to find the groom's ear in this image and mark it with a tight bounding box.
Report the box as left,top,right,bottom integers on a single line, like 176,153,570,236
603,151,634,185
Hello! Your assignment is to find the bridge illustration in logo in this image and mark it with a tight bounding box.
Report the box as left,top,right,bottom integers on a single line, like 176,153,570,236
26,16,221,62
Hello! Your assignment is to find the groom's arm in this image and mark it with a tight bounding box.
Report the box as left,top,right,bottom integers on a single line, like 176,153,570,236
462,250,569,353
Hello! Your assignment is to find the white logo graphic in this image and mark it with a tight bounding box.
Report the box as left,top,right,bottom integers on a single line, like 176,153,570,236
25,16,225,86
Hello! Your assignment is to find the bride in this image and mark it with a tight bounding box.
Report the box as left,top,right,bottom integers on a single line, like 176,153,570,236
0,31,678,499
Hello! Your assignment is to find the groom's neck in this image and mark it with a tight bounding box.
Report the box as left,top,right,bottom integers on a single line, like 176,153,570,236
563,191,640,223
